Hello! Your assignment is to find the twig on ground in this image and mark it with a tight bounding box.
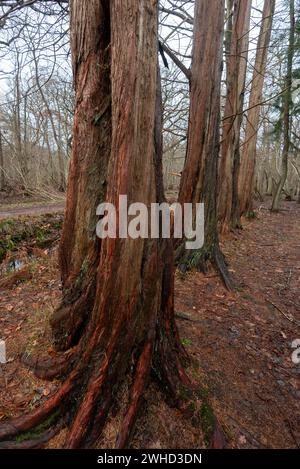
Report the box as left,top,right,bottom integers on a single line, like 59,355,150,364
266,298,300,325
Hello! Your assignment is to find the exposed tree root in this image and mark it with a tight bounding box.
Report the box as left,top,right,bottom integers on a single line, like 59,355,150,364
22,349,77,380
213,247,234,291
0,291,213,449
175,242,234,291
0,349,188,449
116,341,153,448
0,253,225,450
50,280,97,351
0,371,77,441
209,421,227,449
0,419,65,449
0,267,32,290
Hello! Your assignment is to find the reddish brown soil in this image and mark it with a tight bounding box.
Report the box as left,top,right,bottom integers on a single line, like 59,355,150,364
0,198,299,448
175,199,300,448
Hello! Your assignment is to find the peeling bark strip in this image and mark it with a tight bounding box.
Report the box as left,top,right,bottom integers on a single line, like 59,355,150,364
239,0,275,216
0,0,193,449
176,0,232,289
218,0,252,232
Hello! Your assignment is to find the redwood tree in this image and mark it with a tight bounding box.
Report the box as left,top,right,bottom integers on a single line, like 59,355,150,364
0,0,190,449
239,0,275,216
271,0,295,212
176,0,232,289
218,0,252,231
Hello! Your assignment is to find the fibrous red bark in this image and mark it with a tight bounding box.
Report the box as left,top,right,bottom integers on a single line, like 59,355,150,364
0,0,191,449
271,0,295,212
239,0,275,216
218,0,251,232
176,0,232,289
50,0,111,351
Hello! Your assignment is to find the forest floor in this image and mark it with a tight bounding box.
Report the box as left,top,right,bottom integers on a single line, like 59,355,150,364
0,197,299,448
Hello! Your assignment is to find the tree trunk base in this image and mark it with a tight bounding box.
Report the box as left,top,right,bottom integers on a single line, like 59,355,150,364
175,243,234,291
0,277,196,449
0,281,226,449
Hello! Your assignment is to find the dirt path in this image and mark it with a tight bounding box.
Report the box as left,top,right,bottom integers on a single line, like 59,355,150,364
0,198,299,448
0,202,65,219
176,198,300,448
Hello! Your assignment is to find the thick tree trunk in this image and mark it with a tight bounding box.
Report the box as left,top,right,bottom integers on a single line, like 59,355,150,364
218,0,251,232
271,0,295,212
0,0,190,449
50,0,112,350
176,0,232,289
239,0,275,216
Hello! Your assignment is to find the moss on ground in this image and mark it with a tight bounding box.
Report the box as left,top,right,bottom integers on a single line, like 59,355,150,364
15,411,60,443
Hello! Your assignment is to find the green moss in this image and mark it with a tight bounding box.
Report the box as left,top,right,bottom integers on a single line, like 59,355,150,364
178,383,193,401
191,357,200,371
15,411,59,443
0,219,15,230
0,214,62,262
53,221,63,230
181,338,192,347
245,210,257,219
200,401,215,446
187,401,197,413
196,386,209,401
177,243,212,273
36,229,46,242
74,258,90,291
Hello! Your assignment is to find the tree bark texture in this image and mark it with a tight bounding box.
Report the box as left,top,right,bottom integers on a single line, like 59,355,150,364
0,130,4,191
176,0,232,289
271,0,295,212
239,0,275,215
0,0,191,449
218,0,252,231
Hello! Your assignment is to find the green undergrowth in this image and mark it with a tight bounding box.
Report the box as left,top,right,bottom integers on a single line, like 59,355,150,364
0,214,63,262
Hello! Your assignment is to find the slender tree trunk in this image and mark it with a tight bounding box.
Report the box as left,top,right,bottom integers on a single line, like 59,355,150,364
0,0,191,449
239,0,275,216
271,0,295,212
45,125,57,184
176,0,232,288
225,0,234,77
23,92,28,178
33,49,67,192
266,170,273,195
290,160,300,203
0,130,4,191
14,67,28,185
218,0,252,231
